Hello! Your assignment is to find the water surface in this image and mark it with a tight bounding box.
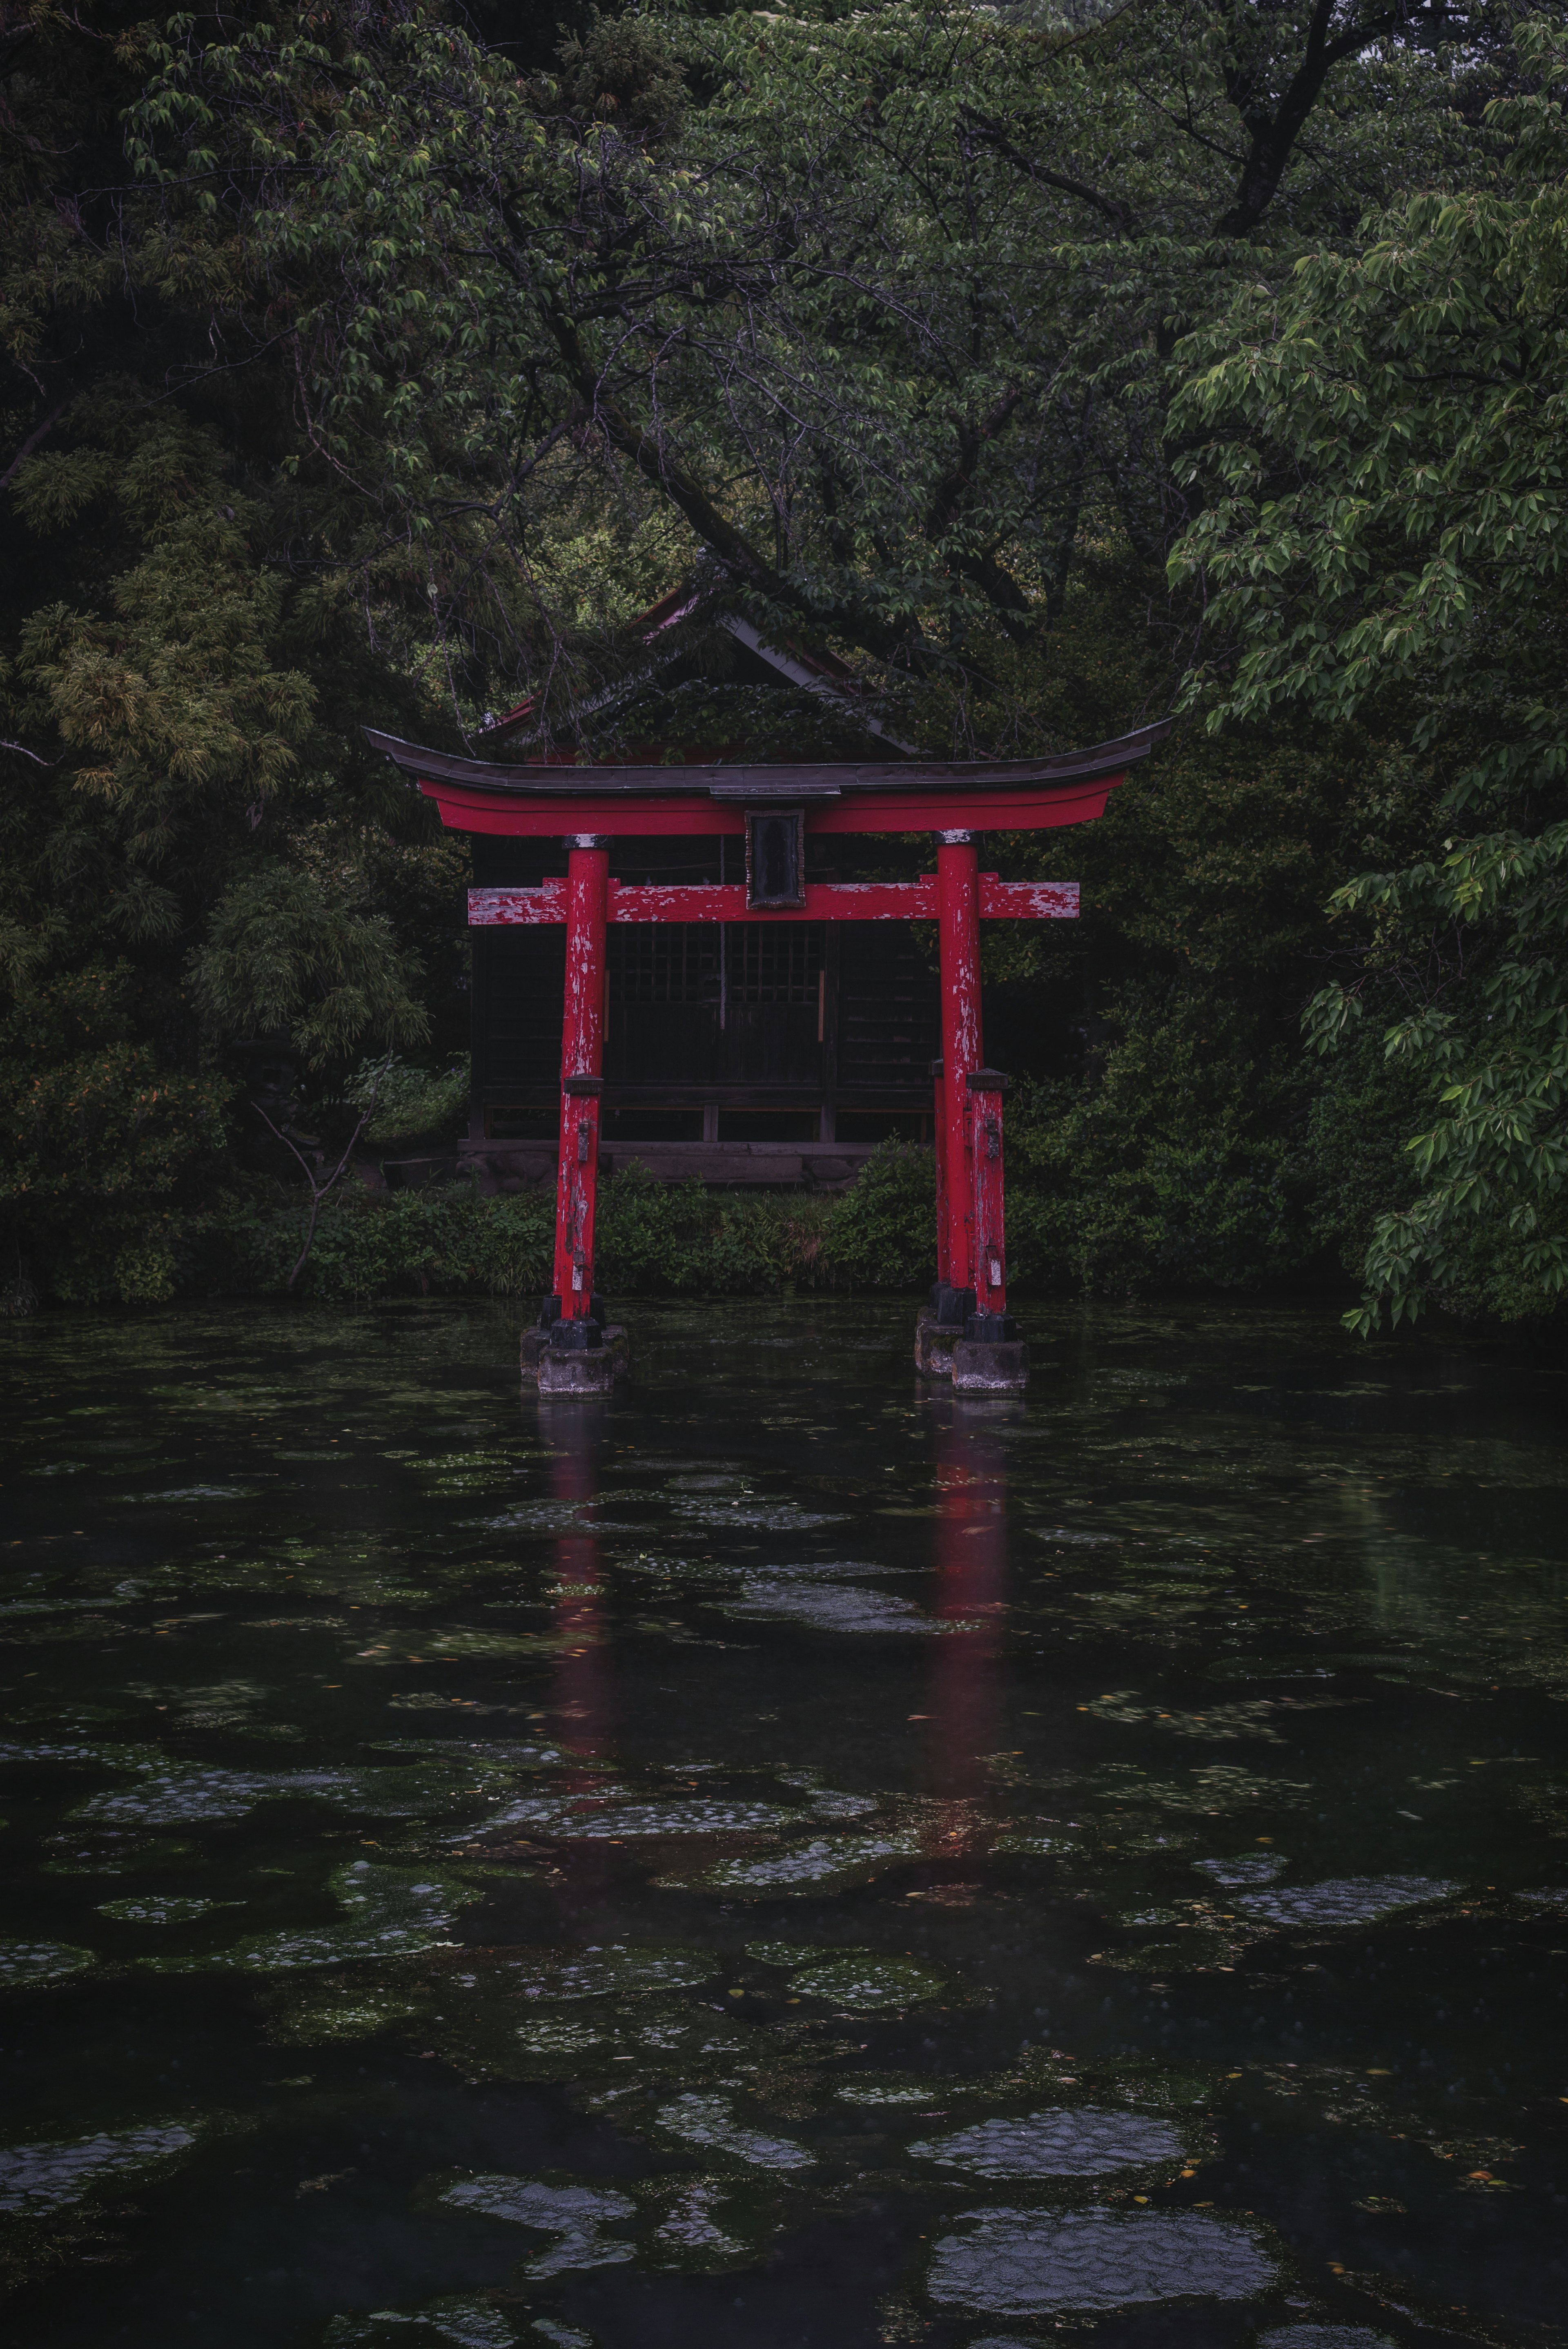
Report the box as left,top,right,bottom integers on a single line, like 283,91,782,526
2,1297,1566,2347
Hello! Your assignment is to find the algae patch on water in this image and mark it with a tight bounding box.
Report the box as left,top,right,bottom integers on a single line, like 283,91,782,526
785,1955,952,2010
71,1760,484,1829
744,1939,824,1969
120,1485,258,1504
926,2208,1279,2313
835,2077,948,2107
636,2170,793,2271
476,1795,788,1841
138,1861,478,1973
644,2178,750,2267
661,1830,924,1899
653,2093,812,2171
369,1737,577,1771
1258,2331,1398,2349
478,1943,716,2001
0,1737,156,1773
1194,1853,1288,1888
909,2108,1186,2177
0,2121,199,2214
1070,1761,1313,1815
264,1971,425,2044
719,1578,945,1634
1206,1653,1419,1684
0,2112,225,2293
393,1629,572,1663
1235,1875,1460,1926
323,2293,521,2346
41,1836,200,1877
262,1940,735,2081
0,1940,94,1990
419,2166,788,2288
510,1993,761,2085
440,2176,636,2276
96,1894,237,1925
670,1500,847,1531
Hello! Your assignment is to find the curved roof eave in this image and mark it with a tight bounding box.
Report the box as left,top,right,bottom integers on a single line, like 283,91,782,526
361,720,1173,799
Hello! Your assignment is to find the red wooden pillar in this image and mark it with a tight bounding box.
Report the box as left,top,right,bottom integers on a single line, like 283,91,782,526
967,1068,1010,1325
551,837,608,1333
930,1057,950,1288
936,833,981,1308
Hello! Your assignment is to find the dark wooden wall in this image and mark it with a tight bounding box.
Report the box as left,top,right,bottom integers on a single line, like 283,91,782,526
471,919,938,1138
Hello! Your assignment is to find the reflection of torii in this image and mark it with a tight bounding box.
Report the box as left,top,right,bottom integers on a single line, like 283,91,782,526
924,1395,1011,1874
532,1383,1016,1886
539,1397,613,1781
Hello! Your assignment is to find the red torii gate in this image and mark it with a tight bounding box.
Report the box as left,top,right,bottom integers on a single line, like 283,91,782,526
366,723,1168,1391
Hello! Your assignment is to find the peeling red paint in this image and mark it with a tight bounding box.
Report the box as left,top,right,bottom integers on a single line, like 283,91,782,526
938,842,983,1297
468,878,1079,927
552,846,608,1320
969,1071,1009,1321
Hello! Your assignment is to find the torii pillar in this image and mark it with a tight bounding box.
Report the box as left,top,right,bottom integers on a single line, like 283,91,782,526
521,834,633,1396
917,830,1026,1391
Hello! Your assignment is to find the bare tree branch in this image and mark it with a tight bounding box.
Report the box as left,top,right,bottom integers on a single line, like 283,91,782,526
959,112,1133,233
252,1055,390,1293
1215,0,1423,237
0,397,71,494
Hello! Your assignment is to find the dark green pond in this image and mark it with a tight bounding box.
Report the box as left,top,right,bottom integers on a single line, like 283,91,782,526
2,1298,1566,2349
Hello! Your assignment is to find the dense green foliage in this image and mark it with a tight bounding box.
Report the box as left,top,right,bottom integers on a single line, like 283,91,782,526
3,0,1564,1319
1173,17,1568,1325
0,0,470,1304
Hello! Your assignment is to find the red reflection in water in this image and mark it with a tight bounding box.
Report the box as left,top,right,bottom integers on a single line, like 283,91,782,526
539,1396,611,1778
926,1395,1012,1860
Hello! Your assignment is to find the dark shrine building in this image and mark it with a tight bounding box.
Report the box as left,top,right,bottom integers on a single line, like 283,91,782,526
465,595,948,1179
473,841,940,1155
371,602,1166,1389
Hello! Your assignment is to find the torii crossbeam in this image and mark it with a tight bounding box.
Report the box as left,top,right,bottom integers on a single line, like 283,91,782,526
366,722,1169,1392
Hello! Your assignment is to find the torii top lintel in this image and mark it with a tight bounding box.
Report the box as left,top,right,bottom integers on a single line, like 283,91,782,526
363,721,1170,840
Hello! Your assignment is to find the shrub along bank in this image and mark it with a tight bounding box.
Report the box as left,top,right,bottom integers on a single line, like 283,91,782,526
56,1123,1342,1309
51,1145,935,1306
170,1156,907,1306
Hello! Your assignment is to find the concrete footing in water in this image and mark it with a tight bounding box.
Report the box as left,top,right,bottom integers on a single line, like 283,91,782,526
915,1313,963,1377
520,1324,632,1393
916,1312,1029,1390
952,1335,1029,1392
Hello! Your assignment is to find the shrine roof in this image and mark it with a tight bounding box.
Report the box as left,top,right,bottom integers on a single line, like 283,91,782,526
362,720,1171,805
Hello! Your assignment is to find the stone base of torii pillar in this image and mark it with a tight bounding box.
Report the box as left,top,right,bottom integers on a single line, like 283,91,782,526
521,1319,632,1394
917,1310,1029,1391
951,1331,1030,1391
